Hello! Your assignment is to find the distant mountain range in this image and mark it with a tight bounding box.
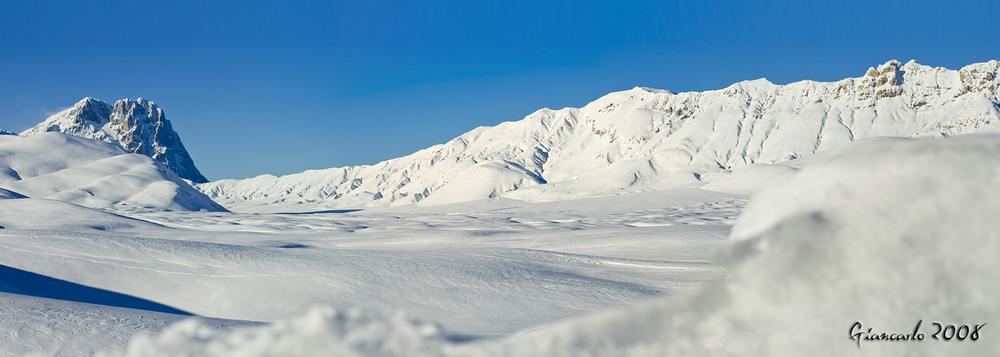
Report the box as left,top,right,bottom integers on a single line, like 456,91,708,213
10,60,999,211
196,60,1000,210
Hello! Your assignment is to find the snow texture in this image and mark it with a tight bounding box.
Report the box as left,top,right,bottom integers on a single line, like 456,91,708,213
21,97,210,183
199,60,1000,211
0,187,739,355
114,307,448,357
0,292,252,356
0,133,226,212
114,134,1000,356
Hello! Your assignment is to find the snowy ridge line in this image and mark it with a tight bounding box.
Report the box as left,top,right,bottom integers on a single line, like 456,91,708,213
199,60,1000,210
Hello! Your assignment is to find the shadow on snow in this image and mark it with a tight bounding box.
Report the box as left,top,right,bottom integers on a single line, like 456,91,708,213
0,264,192,315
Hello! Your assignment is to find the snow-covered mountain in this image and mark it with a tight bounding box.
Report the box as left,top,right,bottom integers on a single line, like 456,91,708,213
22,97,209,183
0,132,226,212
200,60,1000,210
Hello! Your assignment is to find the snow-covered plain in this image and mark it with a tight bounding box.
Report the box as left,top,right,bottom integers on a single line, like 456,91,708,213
0,186,742,355
68,134,1000,356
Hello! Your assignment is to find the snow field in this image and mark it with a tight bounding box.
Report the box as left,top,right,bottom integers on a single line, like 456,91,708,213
113,134,1000,356
0,189,741,354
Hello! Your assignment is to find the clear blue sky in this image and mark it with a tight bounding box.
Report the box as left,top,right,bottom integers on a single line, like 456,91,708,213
1,0,996,180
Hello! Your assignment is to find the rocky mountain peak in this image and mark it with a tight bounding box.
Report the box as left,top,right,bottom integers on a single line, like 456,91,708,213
21,97,209,183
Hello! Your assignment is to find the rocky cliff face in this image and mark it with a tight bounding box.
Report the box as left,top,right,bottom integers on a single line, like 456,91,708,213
198,60,1000,210
22,98,209,183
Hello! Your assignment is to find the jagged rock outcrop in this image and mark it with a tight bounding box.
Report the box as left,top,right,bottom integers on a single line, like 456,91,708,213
200,60,1000,210
22,98,209,183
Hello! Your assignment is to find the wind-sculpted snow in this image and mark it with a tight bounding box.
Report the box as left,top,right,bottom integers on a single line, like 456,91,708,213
0,188,738,354
118,134,1000,356
116,307,449,357
22,97,209,183
0,292,252,356
0,133,225,212
199,60,1000,210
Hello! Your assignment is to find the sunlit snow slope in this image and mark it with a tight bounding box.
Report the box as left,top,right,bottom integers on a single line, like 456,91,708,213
0,133,225,212
199,60,1000,210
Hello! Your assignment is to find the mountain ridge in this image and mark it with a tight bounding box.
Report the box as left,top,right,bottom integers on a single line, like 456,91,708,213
197,59,1000,210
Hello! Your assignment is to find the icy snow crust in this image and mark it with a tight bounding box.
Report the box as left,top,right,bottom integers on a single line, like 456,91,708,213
113,134,1000,356
200,60,1000,210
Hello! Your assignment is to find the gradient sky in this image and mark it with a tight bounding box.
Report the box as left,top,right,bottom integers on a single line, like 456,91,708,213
1,0,997,180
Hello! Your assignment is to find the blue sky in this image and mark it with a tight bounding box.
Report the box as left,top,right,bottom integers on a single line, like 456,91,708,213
1,0,996,180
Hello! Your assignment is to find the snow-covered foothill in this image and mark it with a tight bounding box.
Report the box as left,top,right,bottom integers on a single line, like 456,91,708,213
199,60,1000,211
0,133,226,212
116,134,1000,356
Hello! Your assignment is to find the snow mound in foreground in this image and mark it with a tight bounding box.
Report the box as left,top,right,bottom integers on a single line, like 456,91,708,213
115,307,448,357
117,135,1000,355
504,134,1000,356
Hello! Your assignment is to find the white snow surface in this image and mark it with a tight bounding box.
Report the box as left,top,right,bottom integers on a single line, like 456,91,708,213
199,60,1000,210
0,187,740,355
110,134,1000,356
0,132,225,212
0,292,253,356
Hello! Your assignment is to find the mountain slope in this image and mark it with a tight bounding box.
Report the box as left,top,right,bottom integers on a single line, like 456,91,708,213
199,60,1000,210
22,97,209,183
0,132,226,212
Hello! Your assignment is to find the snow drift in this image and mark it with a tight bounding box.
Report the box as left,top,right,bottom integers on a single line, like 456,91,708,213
115,307,448,357
0,133,225,212
120,134,1000,356
199,60,1000,210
